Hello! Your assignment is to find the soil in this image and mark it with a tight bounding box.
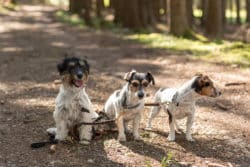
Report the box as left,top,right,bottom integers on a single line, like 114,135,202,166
0,5,249,167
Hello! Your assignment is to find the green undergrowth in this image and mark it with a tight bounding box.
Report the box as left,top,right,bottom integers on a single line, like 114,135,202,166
127,33,250,68
0,3,18,14
55,10,86,28
55,10,116,29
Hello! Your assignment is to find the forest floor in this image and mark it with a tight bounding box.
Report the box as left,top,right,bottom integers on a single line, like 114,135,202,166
0,5,249,167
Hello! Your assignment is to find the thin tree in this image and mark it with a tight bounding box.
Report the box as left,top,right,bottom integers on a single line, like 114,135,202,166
201,0,208,26
170,0,189,36
246,0,250,23
186,0,193,27
205,0,222,37
236,0,241,24
96,0,104,18
222,0,226,26
69,0,92,25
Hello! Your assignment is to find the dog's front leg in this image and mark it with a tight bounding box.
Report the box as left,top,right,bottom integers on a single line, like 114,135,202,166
79,125,92,145
117,116,126,142
186,113,194,142
133,114,141,140
55,120,68,141
167,120,175,141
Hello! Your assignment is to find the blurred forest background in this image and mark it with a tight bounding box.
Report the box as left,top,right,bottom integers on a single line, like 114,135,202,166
2,0,249,67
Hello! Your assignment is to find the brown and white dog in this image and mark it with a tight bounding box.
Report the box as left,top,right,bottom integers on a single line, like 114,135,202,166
47,57,98,145
146,74,221,142
103,70,155,142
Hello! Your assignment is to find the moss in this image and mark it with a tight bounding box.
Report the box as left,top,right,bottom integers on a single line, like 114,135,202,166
55,11,86,28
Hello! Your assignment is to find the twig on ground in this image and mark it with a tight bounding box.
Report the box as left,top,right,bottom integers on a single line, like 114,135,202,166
225,82,246,86
216,102,230,110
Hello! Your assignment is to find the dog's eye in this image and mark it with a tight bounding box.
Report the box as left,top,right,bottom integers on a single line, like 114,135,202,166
132,82,139,87
142,82,149,87
204,82,210,87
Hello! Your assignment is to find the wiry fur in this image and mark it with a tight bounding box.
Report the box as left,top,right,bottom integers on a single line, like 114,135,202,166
47,57,98,145
103,70,155,142
146,74,221,142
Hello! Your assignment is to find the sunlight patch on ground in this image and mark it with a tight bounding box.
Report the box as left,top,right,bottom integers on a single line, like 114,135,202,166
51,41,69,48
127,33,250,68
2,47,24,52
12,97,54,108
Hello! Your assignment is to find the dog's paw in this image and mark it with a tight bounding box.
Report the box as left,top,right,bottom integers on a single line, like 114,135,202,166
175,129,181,134
167,135,175,141
79,140,90,145
125,129,133,134
118,135,126,142
186,135,195,142
134,135,142,141
46,128,56,136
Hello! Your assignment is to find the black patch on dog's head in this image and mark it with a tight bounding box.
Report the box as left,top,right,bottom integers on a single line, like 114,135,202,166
124,70,155,85
57,57,89,76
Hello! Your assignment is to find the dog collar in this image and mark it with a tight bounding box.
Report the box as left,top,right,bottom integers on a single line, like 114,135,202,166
122,94,142,110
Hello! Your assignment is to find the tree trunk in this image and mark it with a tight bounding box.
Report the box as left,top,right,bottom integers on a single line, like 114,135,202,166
83,0,92,25
205,0,222,37
229,0,233,23
96,0,104,18
113,0,156,29
201,0,208,26
170,0,189,36
236,0,241,24
152,0,161,22
69,0,84,14
113,0,123,24
247,0,250,23
221,0,226,26
186,0,193,27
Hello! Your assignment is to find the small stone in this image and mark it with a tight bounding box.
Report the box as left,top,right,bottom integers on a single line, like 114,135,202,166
87,159,94,163
49,144,56,153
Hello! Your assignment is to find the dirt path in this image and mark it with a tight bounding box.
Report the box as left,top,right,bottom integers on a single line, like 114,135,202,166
0,5,249,167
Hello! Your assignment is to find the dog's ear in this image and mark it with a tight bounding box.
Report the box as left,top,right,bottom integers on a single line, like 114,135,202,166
192,74,204,92
57,62,64,75
147,72,155,85
124,70,137,82
83,59,90,74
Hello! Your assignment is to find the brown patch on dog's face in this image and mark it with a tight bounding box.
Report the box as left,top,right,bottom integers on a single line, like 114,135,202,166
193,74,221,97
129,79,149,92
123,70,155,99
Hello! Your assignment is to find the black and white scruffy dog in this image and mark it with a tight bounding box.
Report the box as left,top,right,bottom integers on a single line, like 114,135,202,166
146,74,221,142
103,70,155,142
47,57,98,145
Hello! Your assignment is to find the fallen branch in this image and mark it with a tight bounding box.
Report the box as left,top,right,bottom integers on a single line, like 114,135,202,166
144,103,161,106
216,102,230,110
225,82,246,86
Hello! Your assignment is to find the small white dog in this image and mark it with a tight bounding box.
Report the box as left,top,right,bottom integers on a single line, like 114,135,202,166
103,70,155,142
47,57,98,145
146,74,221,142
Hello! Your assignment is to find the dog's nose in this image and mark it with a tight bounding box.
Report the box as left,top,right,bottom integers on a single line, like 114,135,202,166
77,73,83,79
218,91,222,96
138,92,144,98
